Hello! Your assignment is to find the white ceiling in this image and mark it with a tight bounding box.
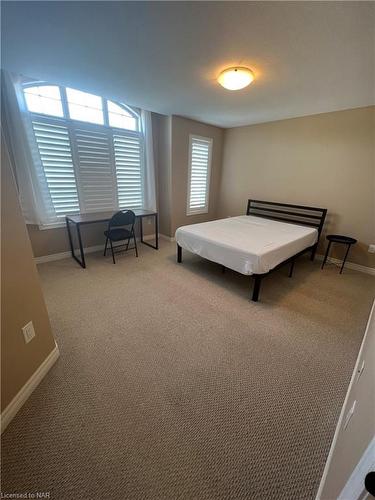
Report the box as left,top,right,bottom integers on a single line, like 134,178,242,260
2,1,374,128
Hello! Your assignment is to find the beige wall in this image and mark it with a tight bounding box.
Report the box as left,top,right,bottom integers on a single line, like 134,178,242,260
155,114,172,237
170,115,224,235
27,218,156,258
217,106,375,268
27,222,107,258
1,133,56,411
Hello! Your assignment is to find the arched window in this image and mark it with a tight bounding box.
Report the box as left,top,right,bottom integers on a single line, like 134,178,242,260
107,101,139,131
23,83,140,131
23,84,63,117
23,83,143,216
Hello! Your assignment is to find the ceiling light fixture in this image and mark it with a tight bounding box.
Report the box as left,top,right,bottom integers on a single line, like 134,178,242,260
217,67,254,90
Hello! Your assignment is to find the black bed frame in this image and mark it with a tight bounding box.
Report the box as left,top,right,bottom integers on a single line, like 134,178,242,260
176,199,327,302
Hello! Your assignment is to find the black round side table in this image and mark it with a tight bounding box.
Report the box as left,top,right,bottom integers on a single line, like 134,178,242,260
321,234,357,274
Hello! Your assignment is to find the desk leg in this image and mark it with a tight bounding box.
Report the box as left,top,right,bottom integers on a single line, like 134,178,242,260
66,218,86,268
66,218,75,258
76,223,86,268
140,214,159,250
155,214,159,249
140,215,144,242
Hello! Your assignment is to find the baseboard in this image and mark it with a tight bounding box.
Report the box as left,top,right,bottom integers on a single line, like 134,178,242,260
35,235,159,264
1,342,60,433
142,233,156,241
35,244,104,264
316,254,375,276
159,233,175,242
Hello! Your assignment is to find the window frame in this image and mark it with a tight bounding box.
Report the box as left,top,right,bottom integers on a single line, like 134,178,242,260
186,134,213,216
22,82,144,222
22,82,141,131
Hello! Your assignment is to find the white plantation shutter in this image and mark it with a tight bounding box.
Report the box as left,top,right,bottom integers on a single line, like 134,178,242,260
72,126,117,212
31,118,80,215
29,117,144,217
113,133,143,209
187,135,213,215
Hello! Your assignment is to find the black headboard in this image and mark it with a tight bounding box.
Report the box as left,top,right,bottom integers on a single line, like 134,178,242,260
246,199,327,237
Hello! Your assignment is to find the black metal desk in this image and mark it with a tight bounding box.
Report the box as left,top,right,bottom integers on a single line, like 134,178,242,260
66,209,158,268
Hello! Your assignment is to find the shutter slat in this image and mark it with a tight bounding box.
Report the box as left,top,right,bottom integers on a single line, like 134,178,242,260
188,137,212,214
32,120,80,215
73,127,116,213
114,133,143,209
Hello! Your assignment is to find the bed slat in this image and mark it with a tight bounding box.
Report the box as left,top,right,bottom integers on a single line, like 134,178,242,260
246,198,327,237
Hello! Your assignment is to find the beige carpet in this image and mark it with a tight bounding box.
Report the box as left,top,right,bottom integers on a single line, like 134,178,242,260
2,240,374,500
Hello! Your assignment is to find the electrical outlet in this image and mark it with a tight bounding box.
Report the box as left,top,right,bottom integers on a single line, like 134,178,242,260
22,321,35,344
368,244,375,254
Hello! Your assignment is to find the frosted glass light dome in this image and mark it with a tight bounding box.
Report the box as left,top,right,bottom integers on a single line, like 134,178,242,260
217,67,254,90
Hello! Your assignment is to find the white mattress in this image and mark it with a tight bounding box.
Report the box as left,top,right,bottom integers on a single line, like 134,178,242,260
175,215,318,275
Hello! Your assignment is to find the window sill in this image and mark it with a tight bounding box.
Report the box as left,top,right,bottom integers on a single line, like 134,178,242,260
186,209,209,216
38,221,66,230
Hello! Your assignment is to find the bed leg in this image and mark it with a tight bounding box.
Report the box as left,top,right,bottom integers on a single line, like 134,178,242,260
177,244,182,263
288,258,295,278
252,275,262,302
310,243,318,261
221,265,226,273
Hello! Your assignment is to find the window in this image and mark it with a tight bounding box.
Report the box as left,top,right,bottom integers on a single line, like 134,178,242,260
108,101,137,131
187,135,212,215
23,83,143,217
23,85,63,117
66,88,104,125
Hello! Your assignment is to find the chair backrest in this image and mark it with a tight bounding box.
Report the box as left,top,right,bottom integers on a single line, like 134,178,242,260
108,210,136,229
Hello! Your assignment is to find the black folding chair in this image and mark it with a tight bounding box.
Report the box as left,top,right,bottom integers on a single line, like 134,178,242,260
103,210,138,264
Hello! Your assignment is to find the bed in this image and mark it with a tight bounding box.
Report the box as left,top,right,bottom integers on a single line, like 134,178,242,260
175,199,327,302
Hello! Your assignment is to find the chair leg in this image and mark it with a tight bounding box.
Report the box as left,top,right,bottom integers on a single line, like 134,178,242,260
133,232,138,257
110,239,115,264
104,237,108,256
126,238,130,251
